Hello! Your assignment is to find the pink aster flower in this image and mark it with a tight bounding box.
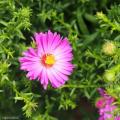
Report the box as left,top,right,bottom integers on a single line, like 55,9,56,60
96,88,120,120
19,30,74,89
95,97,106,109
115,116,120,120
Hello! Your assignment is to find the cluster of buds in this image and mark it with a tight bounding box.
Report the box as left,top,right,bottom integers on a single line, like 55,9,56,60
96,88,120,120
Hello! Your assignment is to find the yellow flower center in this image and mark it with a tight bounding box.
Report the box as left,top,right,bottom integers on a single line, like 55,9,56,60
45,54,55,65
41,54,55,67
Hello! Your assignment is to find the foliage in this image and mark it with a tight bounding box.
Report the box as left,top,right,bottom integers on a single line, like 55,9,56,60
1,0,120,119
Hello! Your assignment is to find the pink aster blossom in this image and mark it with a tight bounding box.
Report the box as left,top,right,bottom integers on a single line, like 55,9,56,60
19,30,74,89
95,97,106,109
115,116,120,120
96,88,120,120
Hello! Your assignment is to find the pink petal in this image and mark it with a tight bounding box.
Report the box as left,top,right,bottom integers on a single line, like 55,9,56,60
40,68,49,89
34,33,44,56
50,34,61,50
41,33,48,53
51,67,69,81
50,68,65,84
47,70,62,88
47,31,57,51
53,64,72,75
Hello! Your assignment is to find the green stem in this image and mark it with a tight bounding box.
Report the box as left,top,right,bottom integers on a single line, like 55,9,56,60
59,84,97,89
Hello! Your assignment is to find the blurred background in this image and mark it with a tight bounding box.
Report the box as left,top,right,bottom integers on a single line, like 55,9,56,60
1,0,120,119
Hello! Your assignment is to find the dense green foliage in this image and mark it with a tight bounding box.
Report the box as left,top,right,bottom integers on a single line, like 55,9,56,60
1,0,120,119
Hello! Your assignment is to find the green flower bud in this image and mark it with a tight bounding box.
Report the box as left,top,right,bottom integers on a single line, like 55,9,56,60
102,41,116,55
103,70,116,82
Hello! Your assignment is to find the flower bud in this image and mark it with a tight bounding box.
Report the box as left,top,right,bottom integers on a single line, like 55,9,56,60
102,41,116,55
103,70,116,82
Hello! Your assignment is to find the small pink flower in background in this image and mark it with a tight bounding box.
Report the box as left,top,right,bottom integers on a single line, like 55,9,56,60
95,97,106,109
97,88,120,120
115,116,120,120
19,30,74,89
